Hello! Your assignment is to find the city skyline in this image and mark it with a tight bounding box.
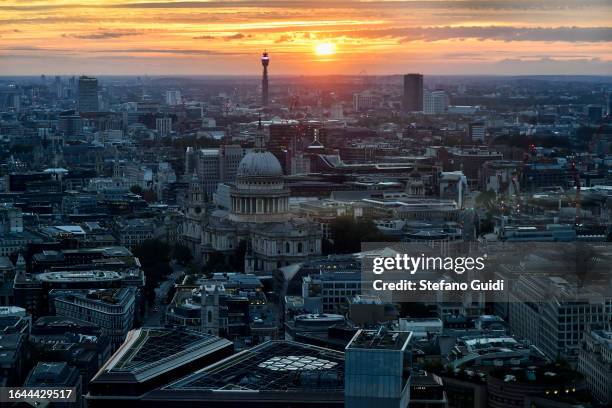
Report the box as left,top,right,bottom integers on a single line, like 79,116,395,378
1,0,611,76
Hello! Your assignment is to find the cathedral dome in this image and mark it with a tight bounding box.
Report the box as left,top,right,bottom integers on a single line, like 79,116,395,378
237,151,283,179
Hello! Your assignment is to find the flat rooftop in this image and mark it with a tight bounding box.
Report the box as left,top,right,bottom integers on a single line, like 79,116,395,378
38,270,122,282
347,329,412,351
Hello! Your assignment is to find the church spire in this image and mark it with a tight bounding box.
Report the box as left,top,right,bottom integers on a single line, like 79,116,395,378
255,114,265,151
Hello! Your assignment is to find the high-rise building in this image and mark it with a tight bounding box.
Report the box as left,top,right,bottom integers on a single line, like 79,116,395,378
156,116,172,137
261,51,269,106
0,86,21,112
345,328,413,408
54,75,63,98
78,75,99,113
183,145,247,197
165,90,182,106
586,104,603,123
403,74,423,112
469,122,486,143
424,90,449,115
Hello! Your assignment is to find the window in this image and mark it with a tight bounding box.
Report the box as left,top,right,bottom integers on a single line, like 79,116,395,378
285,242,290,253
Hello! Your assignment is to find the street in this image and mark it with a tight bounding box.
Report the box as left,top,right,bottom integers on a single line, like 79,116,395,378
143,262,184,327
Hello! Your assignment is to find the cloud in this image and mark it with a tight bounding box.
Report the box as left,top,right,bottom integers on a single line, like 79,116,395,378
316,26,612,43
108,1,611,11
65,31,142,40
0,46,242,56
224,33,246,41
192,33,249,41
275,34,294,43
494,56,612,74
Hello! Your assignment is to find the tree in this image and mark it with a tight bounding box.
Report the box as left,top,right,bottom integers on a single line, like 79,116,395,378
329,216,397,254
475,190,497,212
130,185,143,195
203,251,231,275
142,189,157,203
321,238,334,255
133,239,172,305
173,243,193,266
229,240,247,272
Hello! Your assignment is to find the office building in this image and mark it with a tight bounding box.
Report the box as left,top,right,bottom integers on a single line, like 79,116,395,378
353,91,375,111
424,91,449,115
184,145,247,197
24,362,82,407
165,90,182,106
578,326,612,405
469,122,486,143
78,76,99,113
30,315,112,389
0,86,21,112
0,333,27,386
586,104,603,123
345,328,413,408
507,275,610,362
0,306,30,334
403,74,424,112
156,116,172,137
284,312,345,340
302,271,362,313
410,372,449,408
112,218,155,249
52,288,136,349
444,147,504,188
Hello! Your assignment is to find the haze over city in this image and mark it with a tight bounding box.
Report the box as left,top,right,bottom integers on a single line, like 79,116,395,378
1,0,611,75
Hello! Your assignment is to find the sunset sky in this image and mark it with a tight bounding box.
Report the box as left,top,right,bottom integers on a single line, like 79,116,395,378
0,0,611,75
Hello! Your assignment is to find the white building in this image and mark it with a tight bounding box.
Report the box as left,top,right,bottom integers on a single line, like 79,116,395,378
424,91,449,115
156,117,172,137
165,90,182,106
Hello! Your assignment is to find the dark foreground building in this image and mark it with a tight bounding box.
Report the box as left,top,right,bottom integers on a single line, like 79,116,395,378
87,334,345,407
87,327,233,406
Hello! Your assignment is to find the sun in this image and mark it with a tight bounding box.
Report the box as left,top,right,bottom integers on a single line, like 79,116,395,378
314,42,337,56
